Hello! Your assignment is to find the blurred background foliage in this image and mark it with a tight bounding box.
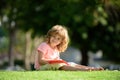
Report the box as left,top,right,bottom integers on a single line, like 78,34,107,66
0,0,120,70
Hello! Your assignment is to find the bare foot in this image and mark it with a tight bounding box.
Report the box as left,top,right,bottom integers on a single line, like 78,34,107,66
90,67,104,71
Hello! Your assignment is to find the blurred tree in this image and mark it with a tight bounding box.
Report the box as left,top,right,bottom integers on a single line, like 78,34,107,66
0,0,17,67
99,0,120,62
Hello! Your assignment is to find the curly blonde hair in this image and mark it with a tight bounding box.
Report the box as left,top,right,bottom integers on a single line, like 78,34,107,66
45,25,69,52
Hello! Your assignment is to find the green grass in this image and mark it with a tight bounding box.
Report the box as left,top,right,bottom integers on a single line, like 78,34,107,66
0,71,120,80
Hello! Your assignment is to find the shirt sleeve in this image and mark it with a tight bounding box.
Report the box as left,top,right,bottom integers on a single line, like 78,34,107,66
37,43,47,54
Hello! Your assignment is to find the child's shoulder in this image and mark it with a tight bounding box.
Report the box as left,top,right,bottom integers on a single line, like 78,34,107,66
39,42,49,48
40,42,46,45
39,42,47,46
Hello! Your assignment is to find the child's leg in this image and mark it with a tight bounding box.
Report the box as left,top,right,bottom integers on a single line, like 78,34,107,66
75,64,104,71
59,65,90,71
60,62,104,71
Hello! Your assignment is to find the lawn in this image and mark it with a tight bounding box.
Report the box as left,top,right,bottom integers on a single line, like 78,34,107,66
0,70,120,80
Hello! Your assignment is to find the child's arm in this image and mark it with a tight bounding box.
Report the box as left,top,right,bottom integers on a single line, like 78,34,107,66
34,52,40,70
37,51,49,65
38,51,68,65
34,51,50,70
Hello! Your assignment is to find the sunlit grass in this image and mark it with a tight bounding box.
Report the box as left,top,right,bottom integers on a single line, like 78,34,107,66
0,70,120,80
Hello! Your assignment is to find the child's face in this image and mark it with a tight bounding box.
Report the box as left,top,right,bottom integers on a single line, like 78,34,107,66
49,34,62,47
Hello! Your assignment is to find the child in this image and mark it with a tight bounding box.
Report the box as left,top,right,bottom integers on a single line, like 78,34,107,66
34,25,104,71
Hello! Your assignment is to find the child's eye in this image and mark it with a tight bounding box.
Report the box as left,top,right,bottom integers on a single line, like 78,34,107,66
58,38,61,40
57,38,60,40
